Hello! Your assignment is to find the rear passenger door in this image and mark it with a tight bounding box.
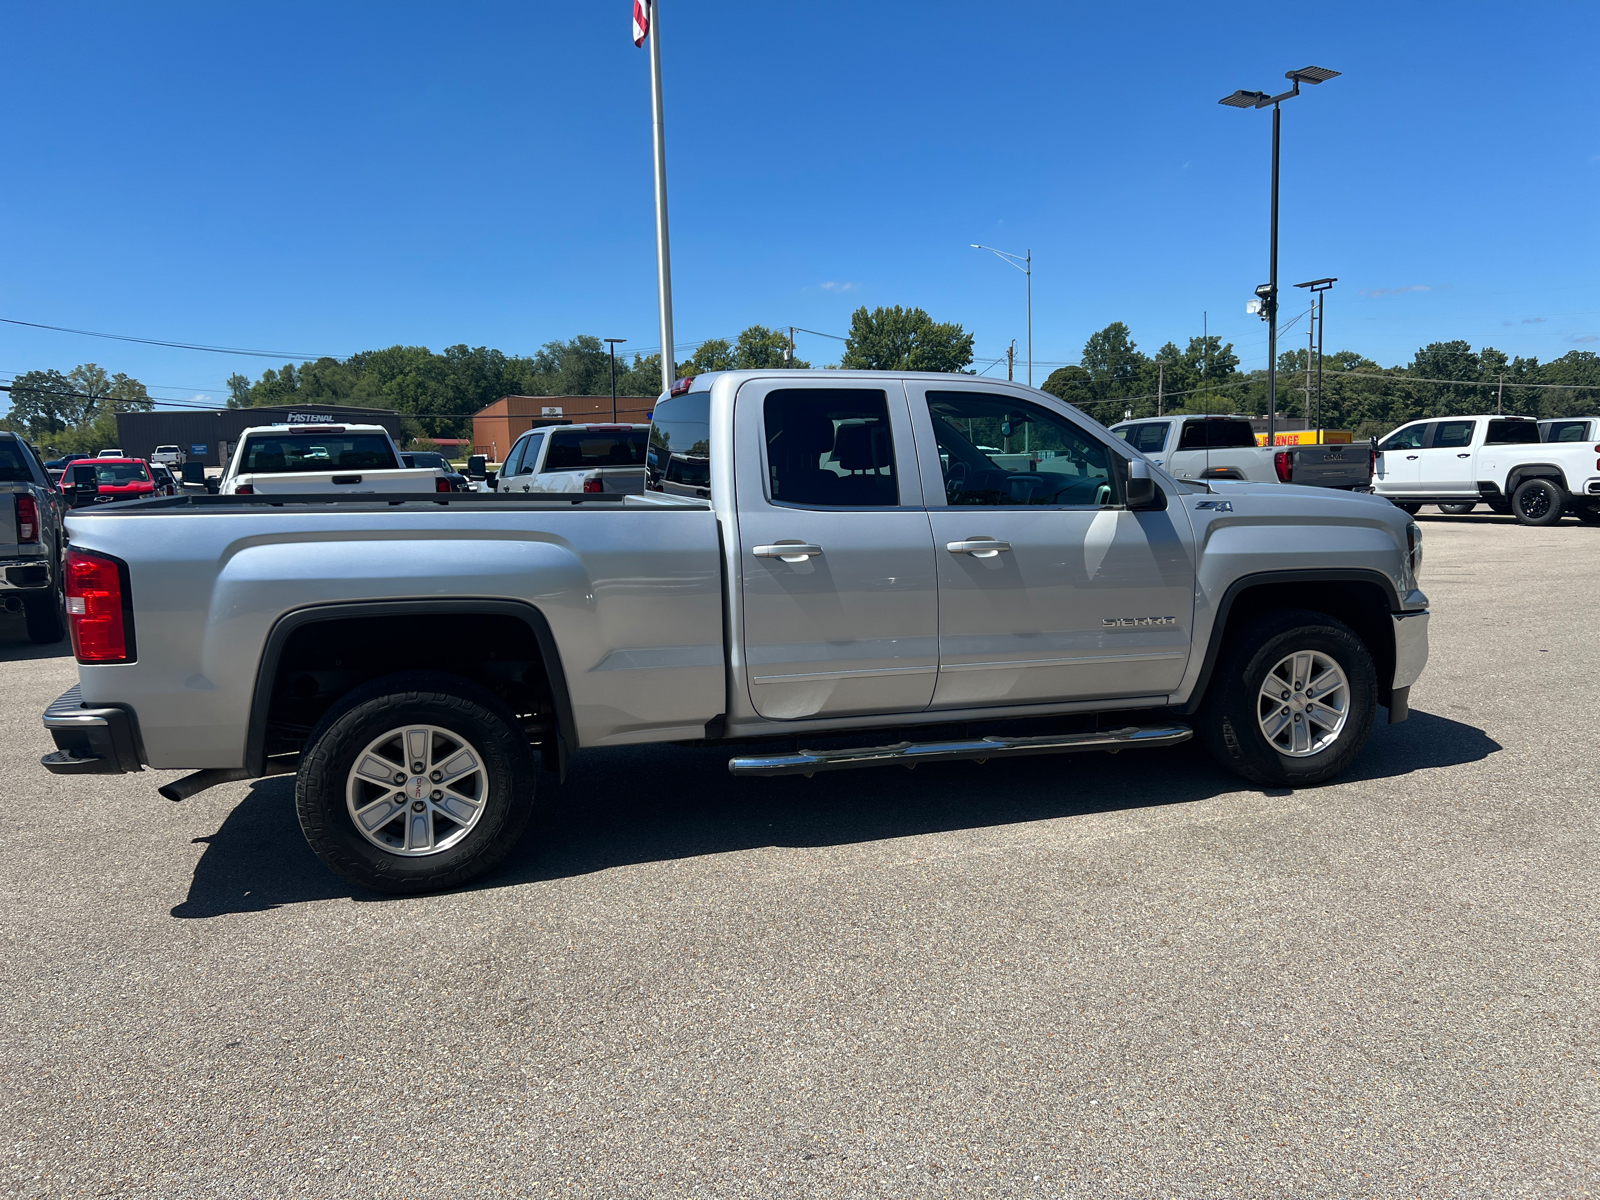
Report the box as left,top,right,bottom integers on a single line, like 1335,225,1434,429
734,380,940,720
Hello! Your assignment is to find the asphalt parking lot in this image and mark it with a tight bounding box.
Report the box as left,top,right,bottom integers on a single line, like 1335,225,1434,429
2,513,1595,1199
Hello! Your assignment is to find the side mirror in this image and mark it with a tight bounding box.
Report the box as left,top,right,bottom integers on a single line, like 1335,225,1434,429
1122,457,1158,509
465,455,488,480
484,470,498,488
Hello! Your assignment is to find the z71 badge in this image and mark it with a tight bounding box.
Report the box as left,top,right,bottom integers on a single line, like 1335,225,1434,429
1103,616,1178,628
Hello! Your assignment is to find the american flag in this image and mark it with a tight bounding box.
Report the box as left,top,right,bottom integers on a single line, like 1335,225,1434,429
632,0,650,47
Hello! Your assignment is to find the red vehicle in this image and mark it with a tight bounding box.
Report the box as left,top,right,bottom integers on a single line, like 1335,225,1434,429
84,457,157,502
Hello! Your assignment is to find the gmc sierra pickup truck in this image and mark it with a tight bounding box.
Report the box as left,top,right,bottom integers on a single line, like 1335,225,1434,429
219,424,449,496
1373,413,1600,525
0,431,67,643
40,371,1431,894
1109,415,1373,490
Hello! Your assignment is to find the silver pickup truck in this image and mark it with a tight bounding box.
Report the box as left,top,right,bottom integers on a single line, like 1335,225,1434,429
39,371,1430,894
1110,415,1374,490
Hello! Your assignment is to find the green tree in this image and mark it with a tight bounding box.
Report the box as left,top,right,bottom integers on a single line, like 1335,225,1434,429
226,373,253,409
733,325,808,369
1041,364,1094,410
688,338,736,373
7,369,82,440
839,306,973,373
66,363,152,419
1080,323,1145,396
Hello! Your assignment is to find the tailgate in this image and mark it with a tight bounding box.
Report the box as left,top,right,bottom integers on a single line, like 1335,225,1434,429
1290,445,1372,488
245,469,441,495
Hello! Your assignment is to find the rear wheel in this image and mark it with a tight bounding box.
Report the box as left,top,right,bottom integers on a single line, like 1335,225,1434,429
1198,608,1378,788
1436,501,1476,515
24,578,66,644
1573,502,1600,526
1511,477,1566,526
296,671,538,894
1390,501,1421,516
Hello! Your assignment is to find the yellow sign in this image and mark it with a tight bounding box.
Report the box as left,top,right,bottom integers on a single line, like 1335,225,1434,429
1255,429,1354,446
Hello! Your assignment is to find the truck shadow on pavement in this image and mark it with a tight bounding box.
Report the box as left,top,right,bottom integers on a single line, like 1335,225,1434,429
0,610,72,660
171,708,1501,919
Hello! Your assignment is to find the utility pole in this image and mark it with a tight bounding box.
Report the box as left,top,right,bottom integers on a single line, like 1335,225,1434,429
1157,361,1164,417
1006,340,1015,382
1307,301,1316,429
1294,278,1336,443
1497,372,1505,415
637,0,675,394
787,327,796,367
604,338,627,422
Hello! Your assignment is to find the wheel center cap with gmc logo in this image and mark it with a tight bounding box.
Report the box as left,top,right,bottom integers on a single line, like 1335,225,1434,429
408,776,429,801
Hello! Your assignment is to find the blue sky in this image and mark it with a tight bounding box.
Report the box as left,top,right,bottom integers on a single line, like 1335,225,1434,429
2,0,1596,411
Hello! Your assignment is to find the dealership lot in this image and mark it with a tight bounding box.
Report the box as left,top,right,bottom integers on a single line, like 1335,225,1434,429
1,514,1594,1198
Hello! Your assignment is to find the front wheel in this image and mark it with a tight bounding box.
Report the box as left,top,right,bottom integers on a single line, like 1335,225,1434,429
1573,503,1600,526
1198,608,1378,788
1389,501,1422,516
1436,501,1476,515
295,671,538,894
1511,477,1566,526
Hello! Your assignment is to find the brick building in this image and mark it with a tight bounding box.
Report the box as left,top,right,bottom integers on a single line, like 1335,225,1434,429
472,395,656,462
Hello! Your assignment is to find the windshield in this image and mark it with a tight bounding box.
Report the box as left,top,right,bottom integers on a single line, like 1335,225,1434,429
239,433,399,473
544,428,648,471
96,462,150,485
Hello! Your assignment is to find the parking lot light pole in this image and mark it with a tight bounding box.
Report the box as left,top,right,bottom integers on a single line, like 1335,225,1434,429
971,244,1032,387
1221,66,1340,443
605,338,627,422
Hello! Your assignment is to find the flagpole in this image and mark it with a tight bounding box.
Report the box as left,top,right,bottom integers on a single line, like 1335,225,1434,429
647,1,675,394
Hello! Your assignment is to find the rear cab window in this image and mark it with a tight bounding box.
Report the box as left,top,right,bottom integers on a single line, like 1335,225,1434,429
239,431,400,473
647,395,712,497
543,427,648,471
1177,419,1257,450
1483,419,1539,446
0,439,35,483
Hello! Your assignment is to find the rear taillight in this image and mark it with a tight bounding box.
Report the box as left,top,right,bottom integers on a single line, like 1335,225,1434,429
1371,444,1378,474
235,484,255,495
435,478,452,493
65,549,134,663
1273,450,1293,483
583,478,603,494
16,494,39,543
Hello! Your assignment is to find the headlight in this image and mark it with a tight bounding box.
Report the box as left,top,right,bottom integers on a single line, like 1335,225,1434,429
1406,521,1423,583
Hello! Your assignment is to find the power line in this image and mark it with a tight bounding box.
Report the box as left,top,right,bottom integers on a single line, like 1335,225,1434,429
0,317,341,361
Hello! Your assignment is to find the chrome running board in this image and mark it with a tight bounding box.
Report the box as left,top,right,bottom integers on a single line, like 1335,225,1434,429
727,722,1192,778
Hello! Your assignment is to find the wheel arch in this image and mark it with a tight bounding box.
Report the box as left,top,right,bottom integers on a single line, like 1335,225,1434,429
1506,463,1569,494
1180,569,1400,715
245,599,577,780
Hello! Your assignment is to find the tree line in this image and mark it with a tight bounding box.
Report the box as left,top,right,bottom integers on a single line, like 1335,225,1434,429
5,306,1595,452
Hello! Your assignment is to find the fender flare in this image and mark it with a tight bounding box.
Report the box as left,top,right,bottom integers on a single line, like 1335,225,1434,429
244,598,577,778
1179,568,1402,715
1505,463,1569,495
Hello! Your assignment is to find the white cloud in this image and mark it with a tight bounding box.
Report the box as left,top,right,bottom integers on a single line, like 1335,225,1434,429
820,281,860,292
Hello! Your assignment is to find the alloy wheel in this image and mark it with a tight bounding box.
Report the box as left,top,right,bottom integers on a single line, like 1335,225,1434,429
1256,650,1351,758
345,724,489,856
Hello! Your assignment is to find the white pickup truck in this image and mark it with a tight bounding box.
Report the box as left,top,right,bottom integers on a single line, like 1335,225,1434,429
494,423,649,496
219,424,449,496
1109,415,1373,490
1373,414,1600,525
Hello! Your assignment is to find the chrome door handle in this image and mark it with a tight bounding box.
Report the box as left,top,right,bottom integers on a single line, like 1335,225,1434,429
1457,453,1470,458
946,539,1011,558
753,543,823,562
1406,454,1419,460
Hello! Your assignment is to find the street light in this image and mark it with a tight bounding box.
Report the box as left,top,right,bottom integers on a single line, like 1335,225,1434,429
604,338,627,422
971,244,1032,387
1220,65,1340,442
1294,277,1337,443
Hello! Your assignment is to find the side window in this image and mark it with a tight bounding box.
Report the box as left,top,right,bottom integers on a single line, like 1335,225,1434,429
1380,423,1428,451
1118,423,1169,454
501,436,529,477
763,389,897,508
1544,420,1590,443
1432,420,1475,449
925,391,1112,508
516,433,544,474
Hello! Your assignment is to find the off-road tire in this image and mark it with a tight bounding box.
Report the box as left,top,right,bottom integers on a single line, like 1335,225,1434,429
1436,501,1476,515
296,671,538,894
1570,502,1600,526
24,581,66,644
1511,477,1566,527
1390,501,1422,516
1198,608,1378,788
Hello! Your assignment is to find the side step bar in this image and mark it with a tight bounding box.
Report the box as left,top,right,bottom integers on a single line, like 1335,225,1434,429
727,722,1192,778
